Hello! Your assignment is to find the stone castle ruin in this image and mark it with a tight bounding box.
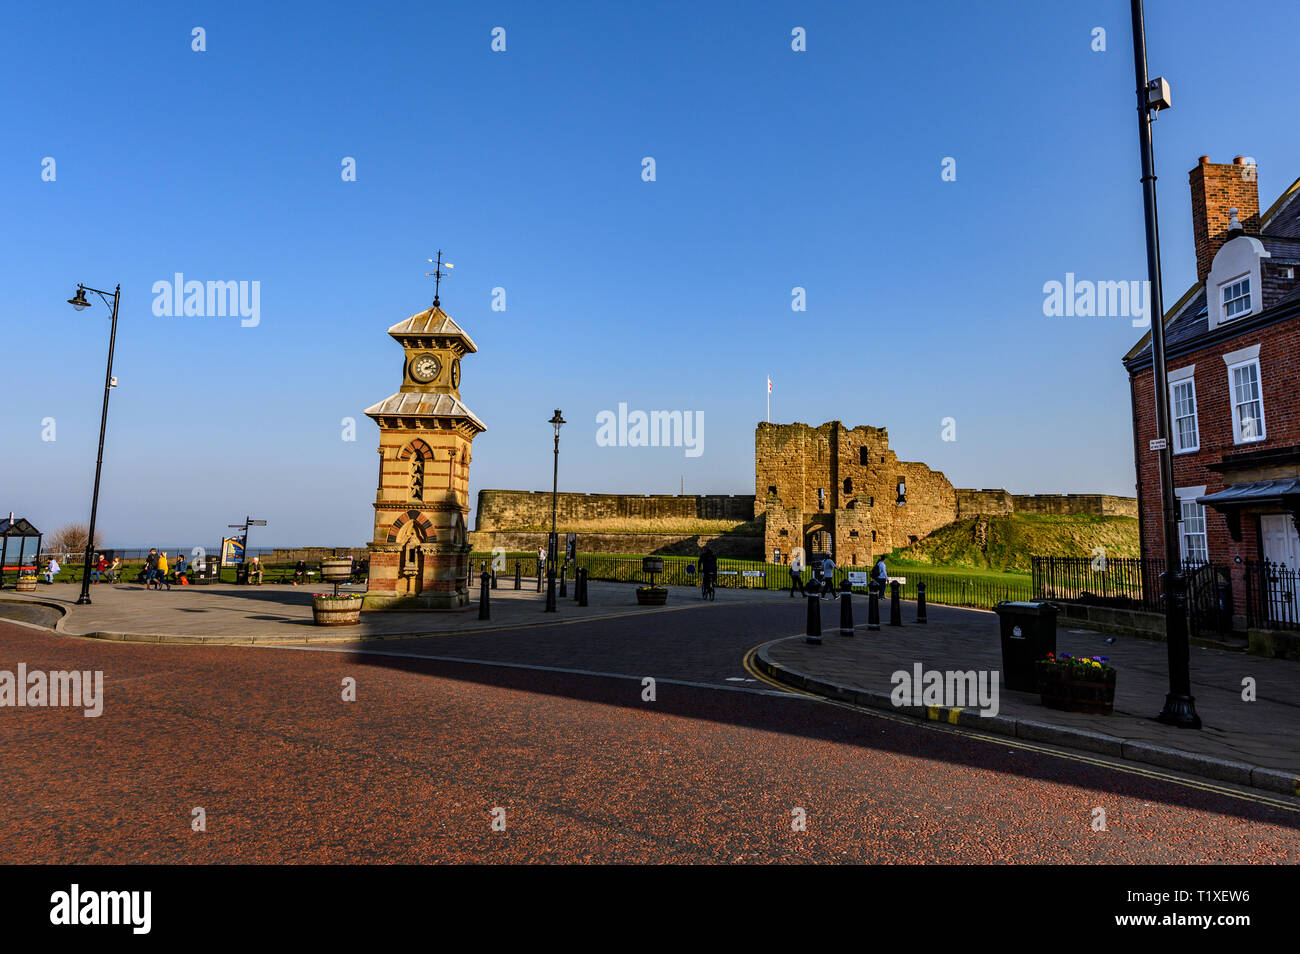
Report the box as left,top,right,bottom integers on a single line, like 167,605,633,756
471,420,1136,563
755,421,1134,565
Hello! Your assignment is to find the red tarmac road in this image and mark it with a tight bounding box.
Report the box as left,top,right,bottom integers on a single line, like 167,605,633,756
1,619,1297,863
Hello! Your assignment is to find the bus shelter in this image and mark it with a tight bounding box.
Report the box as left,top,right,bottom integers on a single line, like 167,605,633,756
0,515,42,588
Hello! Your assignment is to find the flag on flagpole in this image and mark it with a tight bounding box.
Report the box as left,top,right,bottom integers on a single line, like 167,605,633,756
767,376,772,393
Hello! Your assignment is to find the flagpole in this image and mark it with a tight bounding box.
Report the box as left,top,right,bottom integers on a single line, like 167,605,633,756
766,375,770,423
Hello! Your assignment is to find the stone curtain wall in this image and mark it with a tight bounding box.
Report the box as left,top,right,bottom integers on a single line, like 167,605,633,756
258,547,370,564
467,530,763,558
1009,494,1138,518
953,489,1016,517
474,490,756,530
954,490,1137,518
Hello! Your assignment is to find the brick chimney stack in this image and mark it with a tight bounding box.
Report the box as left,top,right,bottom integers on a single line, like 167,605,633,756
1189,155,1261,282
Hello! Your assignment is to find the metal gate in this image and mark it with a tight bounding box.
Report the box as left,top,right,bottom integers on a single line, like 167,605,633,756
1184,562,1231,640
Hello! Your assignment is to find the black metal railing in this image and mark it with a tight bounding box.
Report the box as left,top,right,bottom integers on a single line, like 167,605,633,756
469,552,1033,610
1031,555,1162,610
1032,555,1234,638
1244,560,1300,631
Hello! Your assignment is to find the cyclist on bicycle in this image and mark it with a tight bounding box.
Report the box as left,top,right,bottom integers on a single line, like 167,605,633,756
699,545,718,598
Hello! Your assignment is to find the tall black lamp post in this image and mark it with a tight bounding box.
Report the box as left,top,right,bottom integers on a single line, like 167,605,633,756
66,283,121,606
545,409,565,612
1130,0,1200,728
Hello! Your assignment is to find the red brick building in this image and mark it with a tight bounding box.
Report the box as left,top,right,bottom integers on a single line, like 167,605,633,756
1125,156,1300,630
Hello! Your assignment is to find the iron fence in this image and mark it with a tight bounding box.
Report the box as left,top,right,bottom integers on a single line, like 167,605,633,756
1032,555,1235,638
1244,560,1300,631
1031,555,1161,610
470,552,1032,610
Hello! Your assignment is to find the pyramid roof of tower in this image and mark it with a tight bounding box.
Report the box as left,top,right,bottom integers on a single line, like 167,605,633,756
387,306,477,352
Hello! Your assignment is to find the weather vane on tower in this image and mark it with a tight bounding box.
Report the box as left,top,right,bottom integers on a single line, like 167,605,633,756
426,251,454,307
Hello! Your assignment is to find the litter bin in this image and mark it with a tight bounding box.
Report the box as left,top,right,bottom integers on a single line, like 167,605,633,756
994,601,1057,692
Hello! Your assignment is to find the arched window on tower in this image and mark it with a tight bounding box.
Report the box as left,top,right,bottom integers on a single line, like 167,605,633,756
410,453,425,501
843,478,852,495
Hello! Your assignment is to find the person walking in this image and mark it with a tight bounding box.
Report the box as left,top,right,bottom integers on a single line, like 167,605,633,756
143,548,159,589
698,545,718,598
536,545,545,579
871,555,889,598
820,554,837,598
156,550,171,590
788,550,805,597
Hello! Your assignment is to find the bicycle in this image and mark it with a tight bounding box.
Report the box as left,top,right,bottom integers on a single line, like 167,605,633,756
701,571,716,601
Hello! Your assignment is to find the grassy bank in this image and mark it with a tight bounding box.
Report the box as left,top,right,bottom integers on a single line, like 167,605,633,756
885,513,1138,573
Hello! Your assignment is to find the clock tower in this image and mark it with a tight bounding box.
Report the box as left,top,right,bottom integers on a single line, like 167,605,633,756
361,296,485,611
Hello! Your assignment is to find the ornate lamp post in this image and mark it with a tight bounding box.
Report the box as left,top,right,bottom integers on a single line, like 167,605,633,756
1129,0,1199,728
545,409,565,612
65,283,120,606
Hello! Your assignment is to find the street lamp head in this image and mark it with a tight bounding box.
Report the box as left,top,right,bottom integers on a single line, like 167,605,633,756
549,409,566,436
67,286,91,311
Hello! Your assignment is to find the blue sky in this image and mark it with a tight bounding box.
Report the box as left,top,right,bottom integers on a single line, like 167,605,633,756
4,0,1299,547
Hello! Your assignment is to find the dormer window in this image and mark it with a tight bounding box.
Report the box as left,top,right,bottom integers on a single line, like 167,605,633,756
1222,276,1252,320
1207,233,1269,329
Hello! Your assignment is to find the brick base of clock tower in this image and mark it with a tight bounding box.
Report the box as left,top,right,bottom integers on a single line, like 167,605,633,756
361,543,471,611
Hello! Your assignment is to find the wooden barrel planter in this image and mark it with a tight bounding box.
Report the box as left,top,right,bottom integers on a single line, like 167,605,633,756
636,586,668,606
320,558,353,584
1037,663,1116,715
15,577,37,593
638,557,667,604
312,594,363,626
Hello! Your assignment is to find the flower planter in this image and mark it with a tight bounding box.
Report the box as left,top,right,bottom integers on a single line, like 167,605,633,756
636,586,668,606
320,558,353,584
15,578,37,593
1037,662,1116,714
312,594,363,626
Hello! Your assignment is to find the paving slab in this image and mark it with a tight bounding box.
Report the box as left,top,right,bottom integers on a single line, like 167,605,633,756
756,600,1300,792
0,578,785,643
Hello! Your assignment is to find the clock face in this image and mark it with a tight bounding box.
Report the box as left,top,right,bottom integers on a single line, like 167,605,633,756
411,354,441,383
451,358,461,388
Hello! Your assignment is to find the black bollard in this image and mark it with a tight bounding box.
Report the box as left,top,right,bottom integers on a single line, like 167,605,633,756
514,560,521,590
545,568,557,612
839,586,853,636
916,581,927,623
572,564,581,601
578,567,589,607
806,592,822,644
867,583,881,631
559,564,567,598
478,570,490,620
491,566,498,590
889,580,902,626
536,561,543,592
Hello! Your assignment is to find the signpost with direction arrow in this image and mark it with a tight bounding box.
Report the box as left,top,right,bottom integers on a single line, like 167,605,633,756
227,517,268,569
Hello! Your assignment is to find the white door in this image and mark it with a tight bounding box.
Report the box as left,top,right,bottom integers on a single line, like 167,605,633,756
1260,514,1300,622
1261,514,1300,568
